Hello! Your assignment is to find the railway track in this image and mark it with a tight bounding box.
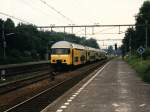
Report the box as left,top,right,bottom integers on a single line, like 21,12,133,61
0,70,52,95
0,61,50,78
0,61,54,95
2,60,107,112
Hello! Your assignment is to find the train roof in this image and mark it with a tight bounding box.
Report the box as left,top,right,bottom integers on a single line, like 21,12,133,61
85,46,100,52
51,41,104,52
51,41,85,50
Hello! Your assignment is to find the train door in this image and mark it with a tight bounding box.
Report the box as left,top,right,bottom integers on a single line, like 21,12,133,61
72,49,79,66
72,48,74,65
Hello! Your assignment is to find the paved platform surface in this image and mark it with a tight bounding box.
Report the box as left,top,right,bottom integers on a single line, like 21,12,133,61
42,59,150,112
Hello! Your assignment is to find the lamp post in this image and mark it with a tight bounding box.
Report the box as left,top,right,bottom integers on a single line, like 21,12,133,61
145,20,148,48
2,22,15,59
2,22,6,59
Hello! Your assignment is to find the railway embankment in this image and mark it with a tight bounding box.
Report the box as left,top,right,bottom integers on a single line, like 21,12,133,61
125,56,150,83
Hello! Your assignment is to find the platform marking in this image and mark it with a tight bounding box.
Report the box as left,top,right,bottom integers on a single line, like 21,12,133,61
56,109,63,112
72,94,77,97
67,99,72,102
61,106,67,109
112,103,120,107
115,109,120,112
70,96,75,100
55,62,110,112
74,92,79,95
77,90,81,93
64,102,70,105
139,104,146,107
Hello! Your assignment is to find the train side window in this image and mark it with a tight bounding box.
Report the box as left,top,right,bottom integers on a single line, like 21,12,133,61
67,49,70,54
80,55,85,61
75,57,78,62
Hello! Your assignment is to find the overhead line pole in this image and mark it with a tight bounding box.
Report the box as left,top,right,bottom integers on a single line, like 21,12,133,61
85,27,87,37
64,27,66,40
71,26,73,34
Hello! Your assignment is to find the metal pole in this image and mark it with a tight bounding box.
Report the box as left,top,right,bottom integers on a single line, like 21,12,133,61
64,27,66,33
71,26,73,34
85,27,86,37
145,20,148,48
64,27,66,40
2,22,6,59
119,26,120,34
51,27,53,32
92,27,94,35
129,33,132,57
140,54,143,65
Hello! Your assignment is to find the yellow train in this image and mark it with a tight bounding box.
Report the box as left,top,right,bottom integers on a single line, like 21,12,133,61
50,41,106,66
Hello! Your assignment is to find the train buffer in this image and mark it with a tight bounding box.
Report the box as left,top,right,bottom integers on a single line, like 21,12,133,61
42,59,150,112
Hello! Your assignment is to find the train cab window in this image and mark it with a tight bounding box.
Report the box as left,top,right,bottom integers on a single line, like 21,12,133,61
51,48,70,54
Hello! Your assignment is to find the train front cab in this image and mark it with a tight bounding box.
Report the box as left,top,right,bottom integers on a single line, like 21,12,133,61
50,48,73,66
50,48,86,67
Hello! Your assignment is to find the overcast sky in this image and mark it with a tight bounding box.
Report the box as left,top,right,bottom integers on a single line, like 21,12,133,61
0,0,146,48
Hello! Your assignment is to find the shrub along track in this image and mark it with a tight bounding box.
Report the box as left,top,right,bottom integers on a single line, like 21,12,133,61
0,60,107,112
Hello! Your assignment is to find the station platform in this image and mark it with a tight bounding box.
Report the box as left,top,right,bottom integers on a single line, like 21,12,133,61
42,59,150,112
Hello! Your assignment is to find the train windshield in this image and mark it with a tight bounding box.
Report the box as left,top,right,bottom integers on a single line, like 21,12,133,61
51,48,70,54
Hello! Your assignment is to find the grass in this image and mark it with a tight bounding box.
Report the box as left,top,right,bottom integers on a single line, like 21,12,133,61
125,56,150,83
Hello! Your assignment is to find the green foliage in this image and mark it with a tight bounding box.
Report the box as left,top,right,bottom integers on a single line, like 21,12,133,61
122,0,150,54
125,56,150,83
107,45,113,54
143,48,150,59
84,38,99,48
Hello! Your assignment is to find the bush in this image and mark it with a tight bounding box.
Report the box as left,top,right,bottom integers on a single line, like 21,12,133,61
143,48,150,60
9,49,21,58
125,56,150,83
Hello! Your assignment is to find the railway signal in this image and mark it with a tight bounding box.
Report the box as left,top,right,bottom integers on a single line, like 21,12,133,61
115,44,117,51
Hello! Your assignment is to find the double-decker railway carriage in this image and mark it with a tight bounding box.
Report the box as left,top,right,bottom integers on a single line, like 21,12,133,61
50,41,107,68
50,41,86,66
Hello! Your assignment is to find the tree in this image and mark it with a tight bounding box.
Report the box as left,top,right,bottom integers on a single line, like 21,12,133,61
107,45,113,55
122,0,150,55
135,0,150,48
84,38,100,48
122,27,135,53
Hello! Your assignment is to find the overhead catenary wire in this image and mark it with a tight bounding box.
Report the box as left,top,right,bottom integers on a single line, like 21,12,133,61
39,0,74,24
20,0,53,18
97,39,122,41
0,11,32,24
